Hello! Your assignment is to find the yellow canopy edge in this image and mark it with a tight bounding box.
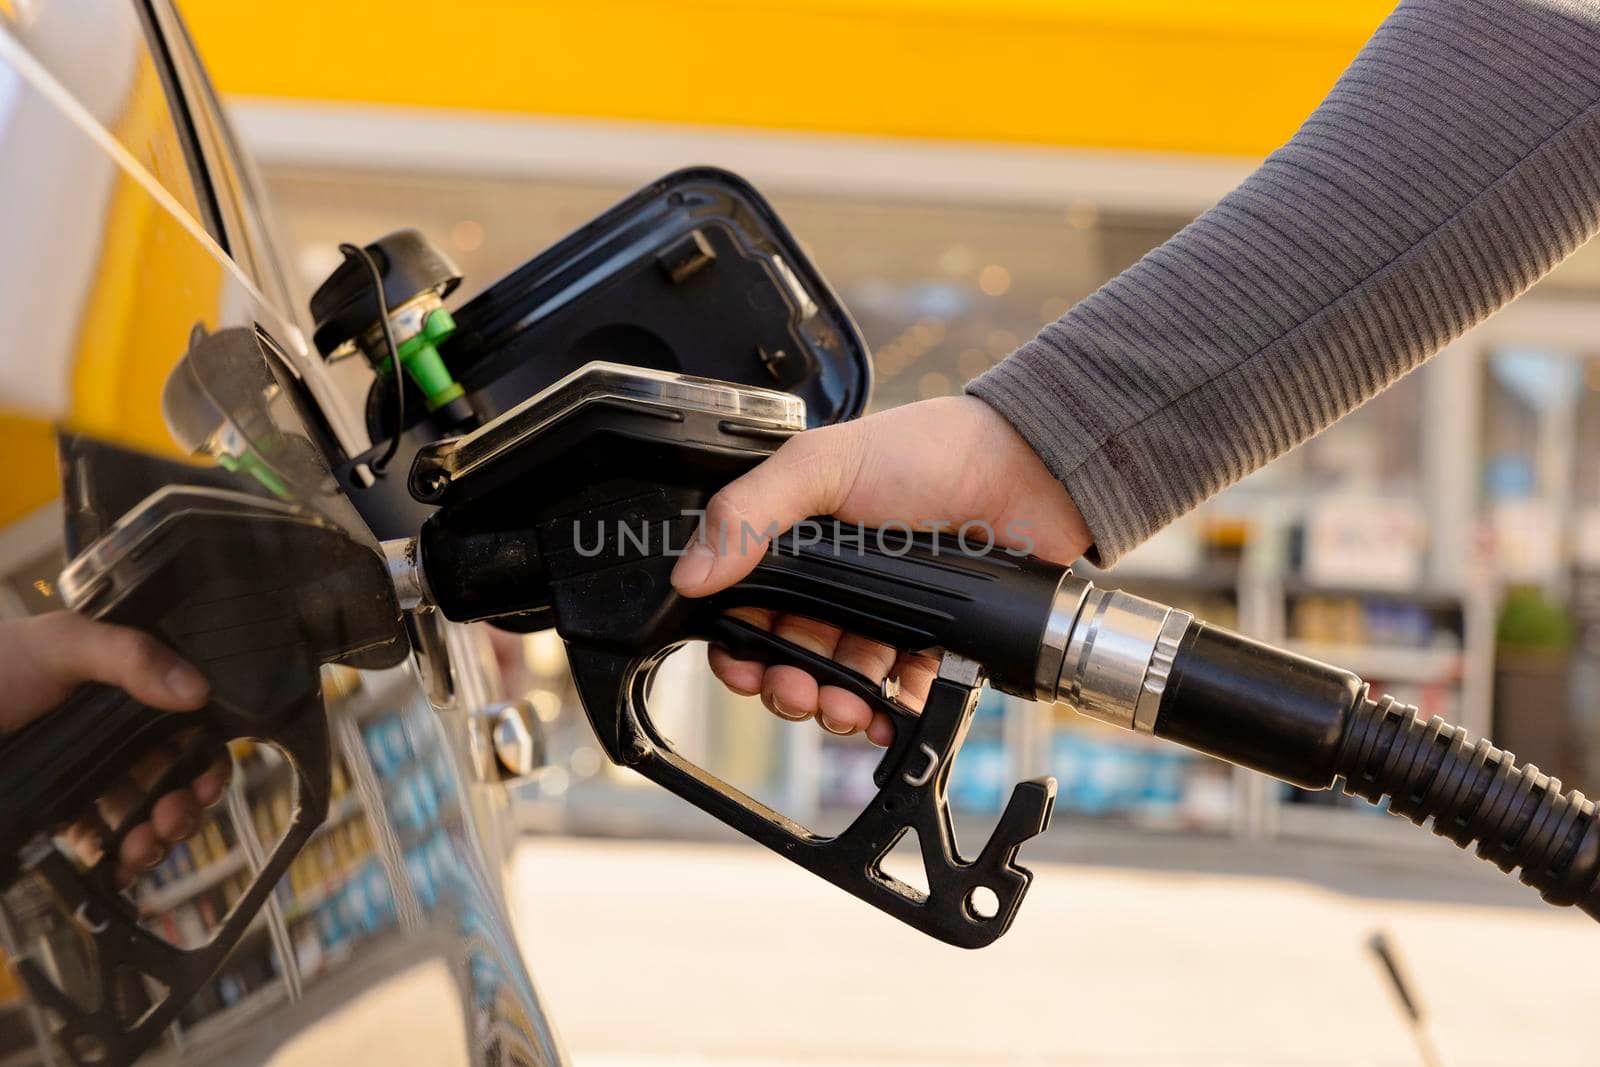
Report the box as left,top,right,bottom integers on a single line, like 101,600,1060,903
179,0,1392,158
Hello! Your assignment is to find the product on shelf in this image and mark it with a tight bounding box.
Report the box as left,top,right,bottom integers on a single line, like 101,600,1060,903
1050,731,1187,817
1287,592,1463,652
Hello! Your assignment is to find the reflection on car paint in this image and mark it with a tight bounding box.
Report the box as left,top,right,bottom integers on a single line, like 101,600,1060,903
0,7,561,1065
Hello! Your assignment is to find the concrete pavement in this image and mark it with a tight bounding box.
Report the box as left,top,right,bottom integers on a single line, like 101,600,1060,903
506,835,1597,1067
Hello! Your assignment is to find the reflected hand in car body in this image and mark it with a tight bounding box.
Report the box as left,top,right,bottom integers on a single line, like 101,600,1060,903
0,612,232,887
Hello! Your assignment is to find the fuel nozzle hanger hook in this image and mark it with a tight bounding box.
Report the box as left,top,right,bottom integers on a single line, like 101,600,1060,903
309,229,473,426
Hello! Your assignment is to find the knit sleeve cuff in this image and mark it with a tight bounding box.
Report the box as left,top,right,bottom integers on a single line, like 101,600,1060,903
966,349,1153,568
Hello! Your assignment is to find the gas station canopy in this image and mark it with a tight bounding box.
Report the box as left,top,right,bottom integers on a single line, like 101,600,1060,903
181,0,1391,158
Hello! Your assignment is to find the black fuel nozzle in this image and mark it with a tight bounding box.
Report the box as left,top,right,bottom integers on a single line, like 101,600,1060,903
400,509,1070,947
380,361,1600,942
380,362,1065,947
1,486,406,1065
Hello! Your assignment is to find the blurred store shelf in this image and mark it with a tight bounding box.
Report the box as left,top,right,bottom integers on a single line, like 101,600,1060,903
1284,641,1464,684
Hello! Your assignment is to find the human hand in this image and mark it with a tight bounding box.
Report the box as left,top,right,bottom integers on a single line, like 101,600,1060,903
1,612,233,887
669,395,1091,743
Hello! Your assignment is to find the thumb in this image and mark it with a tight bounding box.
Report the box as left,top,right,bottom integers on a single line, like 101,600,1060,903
671,425,860,597
4,613,210,732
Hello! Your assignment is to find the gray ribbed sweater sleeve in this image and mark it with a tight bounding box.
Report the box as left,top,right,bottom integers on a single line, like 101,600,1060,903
968,0,1600,566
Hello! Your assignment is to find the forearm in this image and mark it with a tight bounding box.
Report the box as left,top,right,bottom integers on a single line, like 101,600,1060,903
969,0,1600,565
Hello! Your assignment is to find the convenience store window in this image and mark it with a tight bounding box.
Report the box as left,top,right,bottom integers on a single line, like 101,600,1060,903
265,164,1432,511
262,168,1189,410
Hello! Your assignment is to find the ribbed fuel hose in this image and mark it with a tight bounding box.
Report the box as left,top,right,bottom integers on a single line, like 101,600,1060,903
1335,694,1600,920
1057,592,1600,925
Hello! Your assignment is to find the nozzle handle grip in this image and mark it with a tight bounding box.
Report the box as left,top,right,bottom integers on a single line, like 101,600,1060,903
0,684,190,883
715,522,1066,697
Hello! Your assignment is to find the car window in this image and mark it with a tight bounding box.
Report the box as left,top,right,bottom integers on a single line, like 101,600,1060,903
2,0,221,243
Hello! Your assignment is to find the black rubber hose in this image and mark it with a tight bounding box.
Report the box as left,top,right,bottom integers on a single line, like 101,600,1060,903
1157,622,1600,921
1335,694,1600,921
